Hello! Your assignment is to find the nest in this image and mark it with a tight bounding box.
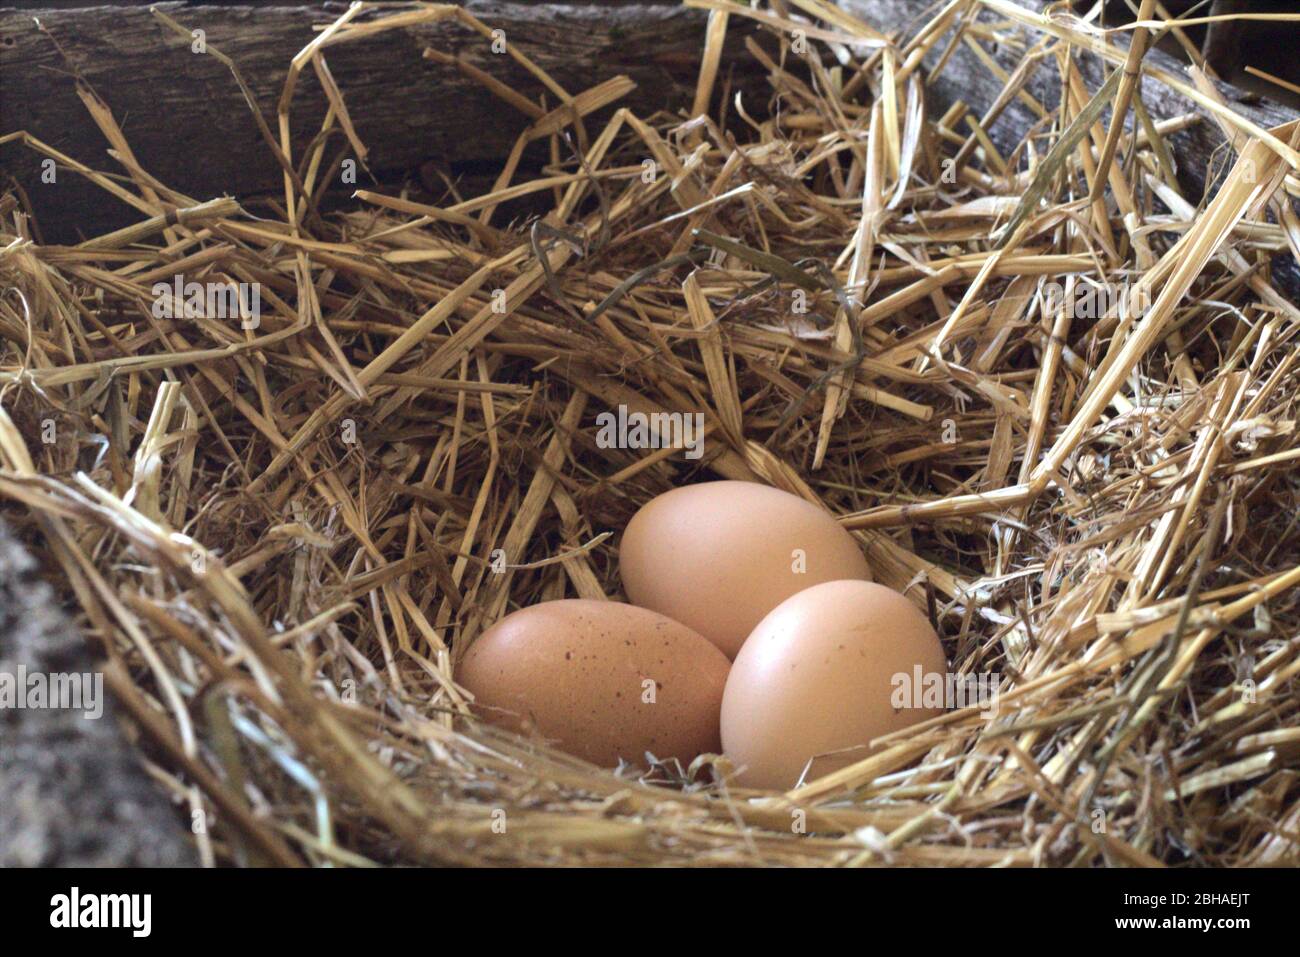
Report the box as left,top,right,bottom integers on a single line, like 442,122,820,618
2,1,1299,867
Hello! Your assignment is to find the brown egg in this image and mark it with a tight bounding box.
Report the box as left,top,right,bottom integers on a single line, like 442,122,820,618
456,599,730,767
720,580,947,790
620,481,872,658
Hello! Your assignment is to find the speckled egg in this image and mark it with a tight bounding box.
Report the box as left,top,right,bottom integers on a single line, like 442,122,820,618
456,599,730,767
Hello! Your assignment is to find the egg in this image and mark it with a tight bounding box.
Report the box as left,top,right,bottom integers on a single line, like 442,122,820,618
720,580,946,790
619,481,872,658
456,599,730,767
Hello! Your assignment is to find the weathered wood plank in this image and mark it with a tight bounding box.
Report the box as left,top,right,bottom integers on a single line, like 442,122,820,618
0,1,763,240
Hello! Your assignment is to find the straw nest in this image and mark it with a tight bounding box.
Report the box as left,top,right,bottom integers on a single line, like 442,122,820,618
2,1,1299,867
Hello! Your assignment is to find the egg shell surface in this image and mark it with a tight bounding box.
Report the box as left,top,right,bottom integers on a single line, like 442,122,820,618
619,481,872,658
456,599,730,767
720,580,947,790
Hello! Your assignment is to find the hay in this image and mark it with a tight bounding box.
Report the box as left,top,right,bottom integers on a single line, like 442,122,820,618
1,0,1299,866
